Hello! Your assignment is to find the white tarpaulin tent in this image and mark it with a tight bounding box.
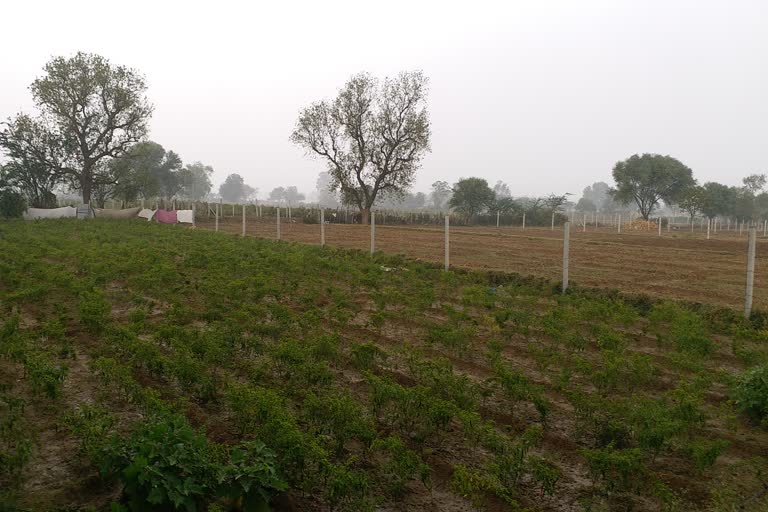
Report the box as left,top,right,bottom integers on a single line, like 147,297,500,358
138,209,156,221
176,210,194,224
94,207,142,219
23,206,77,220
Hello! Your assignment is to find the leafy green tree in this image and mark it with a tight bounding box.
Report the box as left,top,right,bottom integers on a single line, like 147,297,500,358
736,174,767,222
493,180,511,198
179,162,214,201
678,185,705,222
109,142,182,203
742,174,766,194
544,193,571,213
291,71,431,224
0,174,26,218
0,114,64,208
489,196,518,214
219,174,256,203
700,182,735,220
449,178,495,221
28,52,153,204
580,182,617,211
575,198,597,212
611,154,695,219
430,181,452,210
269,186,305,204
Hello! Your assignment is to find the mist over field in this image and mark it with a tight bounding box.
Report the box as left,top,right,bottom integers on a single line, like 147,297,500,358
1,0,766,201
5,3,768,511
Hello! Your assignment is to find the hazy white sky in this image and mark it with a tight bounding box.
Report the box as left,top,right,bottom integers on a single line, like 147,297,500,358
1,0,766,199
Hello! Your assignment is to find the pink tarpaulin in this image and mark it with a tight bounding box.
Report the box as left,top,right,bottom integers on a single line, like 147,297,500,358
155,209,178,224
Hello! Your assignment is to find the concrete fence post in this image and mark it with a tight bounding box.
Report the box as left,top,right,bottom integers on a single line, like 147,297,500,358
370,211,376,255
277,207,281,240
241,204,246,237
496,211,500,228
562,221,570,293
658,218,662,237
706,218,711,240
192,204,196,227
551,212,555,231
618,214,622,234
320,209,325,246
745,227,757,319
444,215,450,271
215,202,219,232
522,212,526,230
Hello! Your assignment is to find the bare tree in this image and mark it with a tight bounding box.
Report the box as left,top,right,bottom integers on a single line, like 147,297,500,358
29,52,153,203
291,71,430,224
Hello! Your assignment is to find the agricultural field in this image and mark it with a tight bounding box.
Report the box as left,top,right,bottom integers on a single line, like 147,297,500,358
199,216,768,311
2,219,768,511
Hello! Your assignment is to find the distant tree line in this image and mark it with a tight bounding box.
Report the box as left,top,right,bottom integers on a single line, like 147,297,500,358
0,52,261,213
576,153,767,223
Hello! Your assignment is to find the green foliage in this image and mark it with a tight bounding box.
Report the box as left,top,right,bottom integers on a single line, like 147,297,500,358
449,177,496,220
734,365,768,426
0,390,32,487
304,391,375,453
449,464,517,508
611,153,695,219
582,445,645,493
489,425,544,488
0,186,26,218
100,415,285,511
64,404,115,459
650,303,713,356
425,323,475,354
684,438,729,473
492,360,549,421
349,342,384,370
370,436,429,497
78,290,112,333
324,460,373,512
100,415,212,511
366,372,456,442
215,441,288,511
528,455,561,496
25,352,67,399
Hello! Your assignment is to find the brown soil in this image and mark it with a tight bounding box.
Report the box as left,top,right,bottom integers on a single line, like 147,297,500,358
195,218,767,311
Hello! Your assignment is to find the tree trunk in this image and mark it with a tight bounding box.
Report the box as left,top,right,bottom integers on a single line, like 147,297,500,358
81,166,92,204
360,207,370,225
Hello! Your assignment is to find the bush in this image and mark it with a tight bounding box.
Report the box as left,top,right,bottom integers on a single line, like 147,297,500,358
78,290,111,333
0,188,25,219
734,365,768,426
100,414,286,511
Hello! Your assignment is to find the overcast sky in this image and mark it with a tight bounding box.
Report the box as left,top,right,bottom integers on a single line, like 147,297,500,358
1,0,766,200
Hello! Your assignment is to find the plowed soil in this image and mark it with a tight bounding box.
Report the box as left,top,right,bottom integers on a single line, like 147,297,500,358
197,217,767,311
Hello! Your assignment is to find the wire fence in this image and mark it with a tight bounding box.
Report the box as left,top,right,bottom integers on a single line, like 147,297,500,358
172,202,766,316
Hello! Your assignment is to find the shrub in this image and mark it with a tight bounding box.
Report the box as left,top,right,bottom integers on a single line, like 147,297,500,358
25,353,67,399
63,404,115,458
100,414,286,511
371,436,429,497
0,188,25,219
733,365,768,426
582,445,645,493
78,290,111,333
100,415,212,511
